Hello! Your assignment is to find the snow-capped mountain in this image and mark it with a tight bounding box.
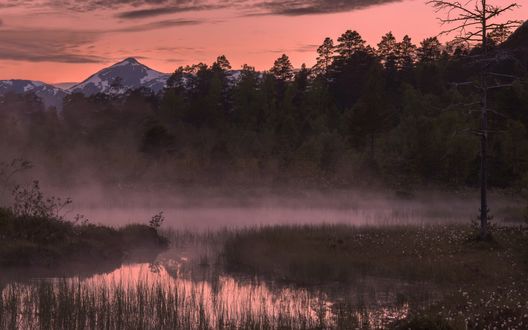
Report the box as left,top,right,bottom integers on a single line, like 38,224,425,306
68,58,170,96
0,58,246,110
0,80,68,110
53,82,78,90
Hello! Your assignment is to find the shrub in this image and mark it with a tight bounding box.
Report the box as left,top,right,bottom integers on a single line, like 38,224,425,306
11,181,72,220
149,211,165,229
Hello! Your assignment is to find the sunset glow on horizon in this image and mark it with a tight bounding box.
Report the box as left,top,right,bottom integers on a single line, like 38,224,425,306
0,0,525,84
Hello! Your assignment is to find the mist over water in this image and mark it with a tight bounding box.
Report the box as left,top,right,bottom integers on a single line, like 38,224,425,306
60,185,522,230
2,181,525,328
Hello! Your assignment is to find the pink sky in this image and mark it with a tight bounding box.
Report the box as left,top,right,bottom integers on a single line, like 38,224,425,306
0,0,525,83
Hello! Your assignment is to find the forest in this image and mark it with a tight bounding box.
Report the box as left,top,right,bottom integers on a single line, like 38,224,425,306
1,23,528,191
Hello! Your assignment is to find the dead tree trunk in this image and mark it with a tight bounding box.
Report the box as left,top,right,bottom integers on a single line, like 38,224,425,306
427,0,520,239
480,4,489,239
480,71,489,239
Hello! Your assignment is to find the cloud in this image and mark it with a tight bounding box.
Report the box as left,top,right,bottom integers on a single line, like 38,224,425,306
4,0,403,16
0,16,205,64
116,4,224,19
114,18,203,31
0,29,105,63
0,0,204,12
251,0,403,16
295,44,319,52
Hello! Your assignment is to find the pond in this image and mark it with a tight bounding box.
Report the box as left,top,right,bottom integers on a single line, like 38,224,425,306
0,232,439,329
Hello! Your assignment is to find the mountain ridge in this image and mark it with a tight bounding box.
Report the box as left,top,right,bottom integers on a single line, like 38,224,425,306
68,57,170,96
0,79,68,110
0,58,172,110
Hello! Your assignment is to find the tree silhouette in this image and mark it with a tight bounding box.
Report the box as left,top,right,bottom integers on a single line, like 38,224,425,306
212,55,232,72
335,30,367,61
377,32,399,71
427,0,521,239
417,37,442,63
314,37,334,76
270,54,294,81
397,35,417,71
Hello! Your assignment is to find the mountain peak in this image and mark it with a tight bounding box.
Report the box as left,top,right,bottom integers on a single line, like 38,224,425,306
69,57,169,96
112,57,142,67
123,57,140,64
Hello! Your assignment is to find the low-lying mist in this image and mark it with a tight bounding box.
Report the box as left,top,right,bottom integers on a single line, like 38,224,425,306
1,159,523,231
53,184,523,230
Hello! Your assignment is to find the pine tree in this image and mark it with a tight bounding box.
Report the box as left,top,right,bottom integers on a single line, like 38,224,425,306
270,54,294,81
417,37,442,63
335,30,367,61
397,35,417,71
377,32,399,71
212,55,232,72
313,37,334,76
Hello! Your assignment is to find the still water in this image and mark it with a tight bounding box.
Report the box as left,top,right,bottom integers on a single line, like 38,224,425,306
1,234,437,329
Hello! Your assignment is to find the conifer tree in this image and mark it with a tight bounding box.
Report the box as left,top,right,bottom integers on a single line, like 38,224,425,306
335,30,367,61
377,32,399,71
270,54,294,81
397,35,417,71
313,37,334,75
417,37,442,63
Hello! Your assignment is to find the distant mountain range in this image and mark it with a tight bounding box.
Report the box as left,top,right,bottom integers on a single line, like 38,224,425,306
0,58,172,110
0,57,243,110
0,80,68,110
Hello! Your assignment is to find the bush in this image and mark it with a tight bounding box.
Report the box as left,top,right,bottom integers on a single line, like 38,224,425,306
10,181,71,220
0,208,168,269
0,168,169,270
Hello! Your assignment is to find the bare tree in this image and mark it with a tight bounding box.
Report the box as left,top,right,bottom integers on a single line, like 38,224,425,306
427,0,521,239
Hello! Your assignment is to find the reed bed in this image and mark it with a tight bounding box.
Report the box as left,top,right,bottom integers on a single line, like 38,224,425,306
0,265,411,330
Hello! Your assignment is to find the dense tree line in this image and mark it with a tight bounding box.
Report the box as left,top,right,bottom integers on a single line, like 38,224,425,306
1,26,528,189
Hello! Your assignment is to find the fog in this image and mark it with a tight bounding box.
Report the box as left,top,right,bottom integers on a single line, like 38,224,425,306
57,185,522,230
2,158,523,230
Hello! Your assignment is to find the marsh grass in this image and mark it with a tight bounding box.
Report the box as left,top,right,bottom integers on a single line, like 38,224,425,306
222,224,528,328
222,224,528,285
0,270,410,330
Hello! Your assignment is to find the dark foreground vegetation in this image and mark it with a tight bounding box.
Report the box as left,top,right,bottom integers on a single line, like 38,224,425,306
0,167,168,272
0,207,168,270
223,225,528,329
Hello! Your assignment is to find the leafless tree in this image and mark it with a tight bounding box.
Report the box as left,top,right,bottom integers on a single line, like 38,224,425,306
427,0,522,239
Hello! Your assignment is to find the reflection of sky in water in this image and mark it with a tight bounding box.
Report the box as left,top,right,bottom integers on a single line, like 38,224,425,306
85,264,336,327
3,262,412,329
83,263,411,328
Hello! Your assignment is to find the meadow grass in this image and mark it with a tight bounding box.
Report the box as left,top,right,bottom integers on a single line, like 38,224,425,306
222,224,528,329
222,224,528,285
